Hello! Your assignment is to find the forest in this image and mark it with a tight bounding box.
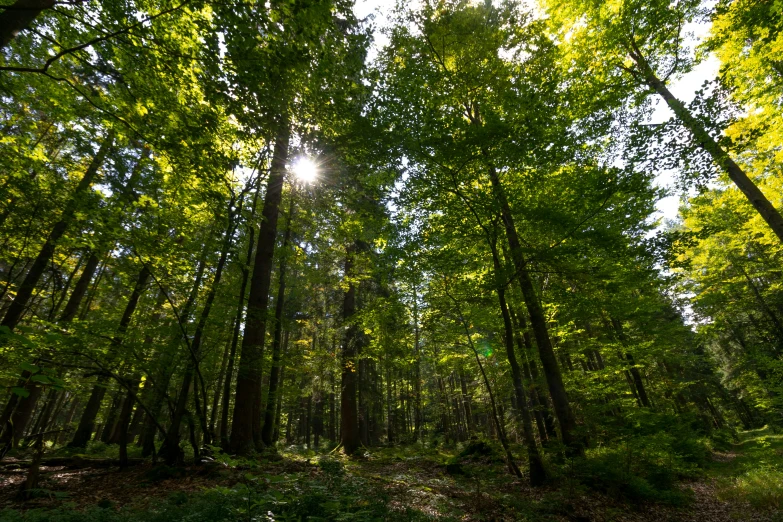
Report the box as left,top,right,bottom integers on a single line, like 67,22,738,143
0,0,782,520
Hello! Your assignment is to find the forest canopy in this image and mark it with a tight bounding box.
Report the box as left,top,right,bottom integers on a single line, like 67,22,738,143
0,0,782,519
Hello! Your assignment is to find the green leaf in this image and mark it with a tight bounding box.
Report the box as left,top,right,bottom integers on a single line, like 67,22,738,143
11,387,30,398
20,361,40,374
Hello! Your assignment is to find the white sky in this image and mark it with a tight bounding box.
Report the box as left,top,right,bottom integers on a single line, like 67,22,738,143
353,0,721,226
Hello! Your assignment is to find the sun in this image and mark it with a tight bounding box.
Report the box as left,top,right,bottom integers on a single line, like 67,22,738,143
292,157,318,183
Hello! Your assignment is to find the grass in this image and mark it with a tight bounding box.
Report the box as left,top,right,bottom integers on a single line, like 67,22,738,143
710,426,783,512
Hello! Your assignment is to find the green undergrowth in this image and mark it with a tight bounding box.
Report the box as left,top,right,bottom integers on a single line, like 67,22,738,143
711,426,783,514
551,411,726,506
2,425,778,521
0,453,440,522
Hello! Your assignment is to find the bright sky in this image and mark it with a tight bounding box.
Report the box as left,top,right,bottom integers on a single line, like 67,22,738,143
353,0,721,226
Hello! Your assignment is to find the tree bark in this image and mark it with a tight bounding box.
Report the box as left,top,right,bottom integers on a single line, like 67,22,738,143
167,203,237,460
261,194,294,447
1,129,114,331
486,162,582,455
626,43,783,243
491,241,545,485
447,287,522,479
0,0,55,49
610,318,651,408
231,125,290,454
59,252,100,323
68,265,149,447
220,186,261,448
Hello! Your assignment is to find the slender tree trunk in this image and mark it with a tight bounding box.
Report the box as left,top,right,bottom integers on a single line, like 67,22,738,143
412,285,422,441
68,265,149,448
231,125,290,454
272,338,288,444
328,368,336,442
48,254,83,321
167,208,237,460
59,252,100,322
0,133,114,443
447,288,522,479
100,390,122,443
1,129,114,331
57,399,78,445
626,43,783,243
491,242,545,485
486,162,582,455
458,370,474,436
340,244,360,455
117,375,140,469
209,338,230,439
610,318,651,408
509,306,549,444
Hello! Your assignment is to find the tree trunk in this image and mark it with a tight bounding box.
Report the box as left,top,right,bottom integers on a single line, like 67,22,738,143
486,162,581,455
340,244,360,455
610,318,651,408
0,132,114,441
117,376,140,469
0,0,55,50
220,187,261,448
167,207,237,460
492,242,545,485
272,341,287,444
261,195,294,447
627,43,783,243
59,252,100,323
100,390,122,443
448,288,522,479
1,129,114,331
209,338,230,439
68,265,149,448
412,285,422,441
231,125,290,454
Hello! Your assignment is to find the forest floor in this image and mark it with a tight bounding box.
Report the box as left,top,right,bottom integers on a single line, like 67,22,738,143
0,428,781,521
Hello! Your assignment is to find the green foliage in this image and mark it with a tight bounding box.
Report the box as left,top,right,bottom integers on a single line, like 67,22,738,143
0,469,439,522
717,466,783,511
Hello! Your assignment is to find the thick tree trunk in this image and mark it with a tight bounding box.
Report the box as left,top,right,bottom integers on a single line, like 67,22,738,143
340,244,360,455
486,163,582,455
231,126,290,454
0,0,55,49
261,195,294,447
219,193,259,447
